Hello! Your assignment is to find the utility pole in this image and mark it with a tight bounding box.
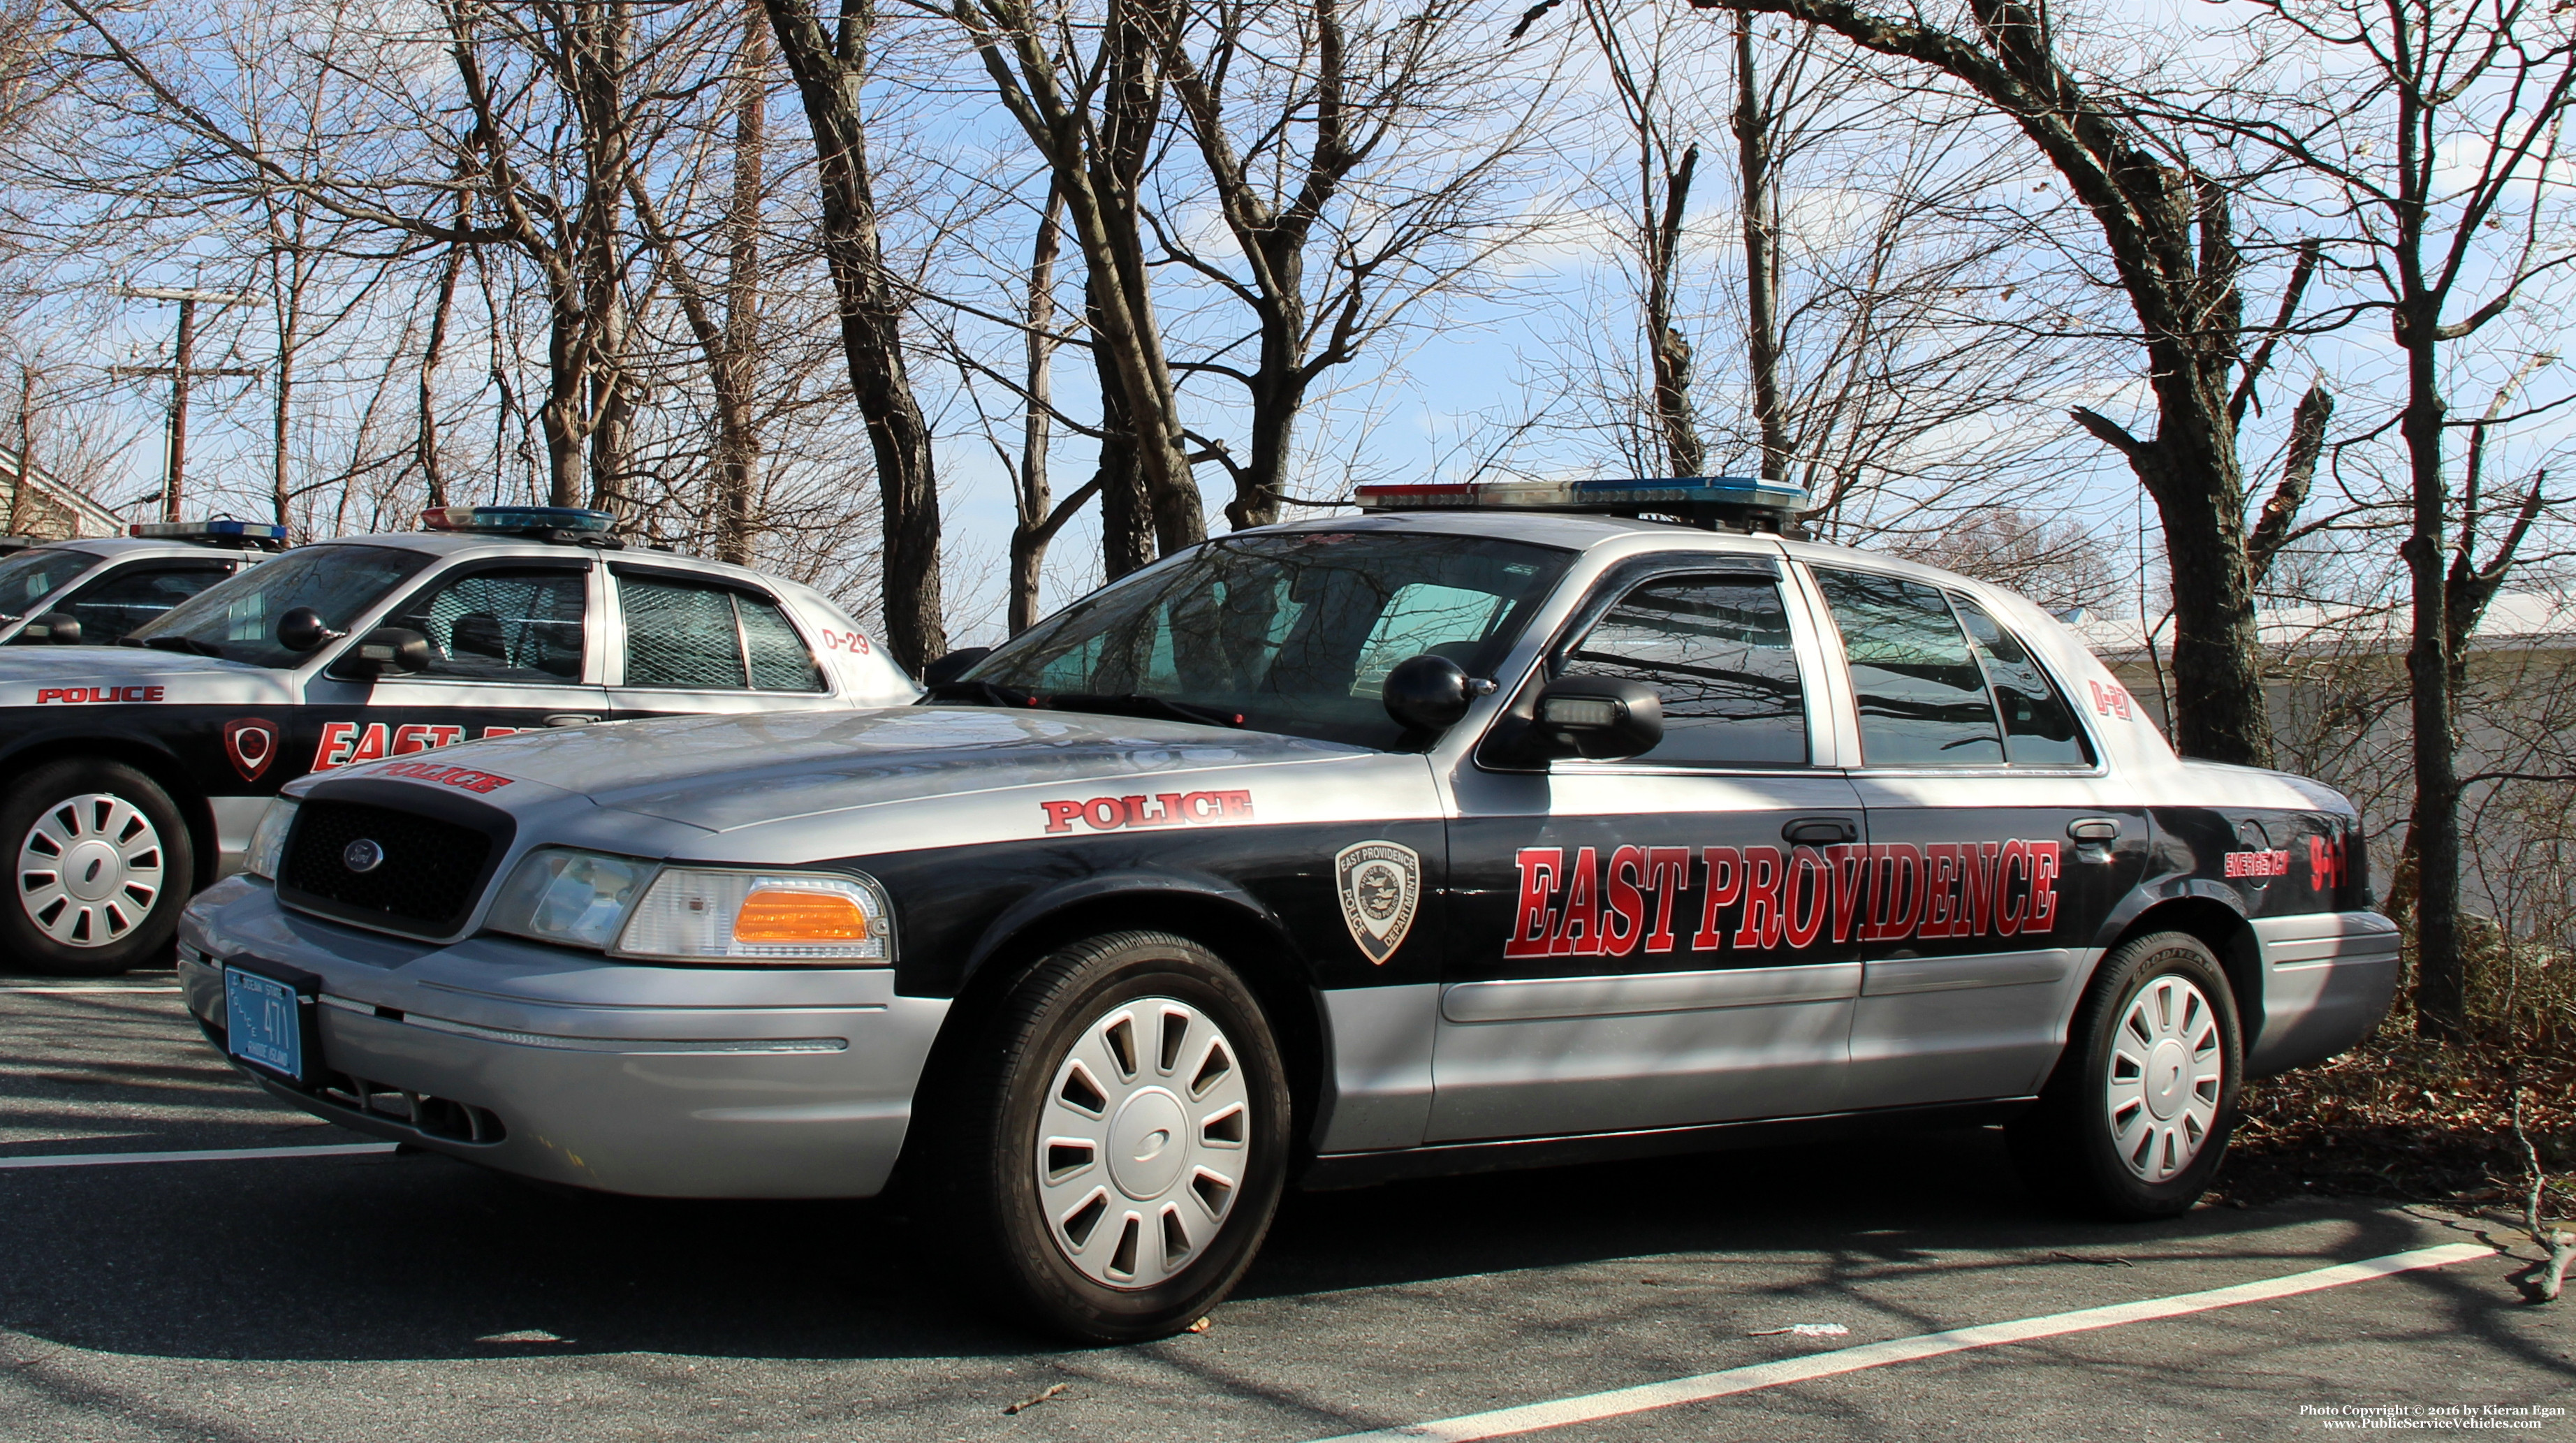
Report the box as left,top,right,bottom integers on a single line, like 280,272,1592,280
9,364,31,537
109,287,263,520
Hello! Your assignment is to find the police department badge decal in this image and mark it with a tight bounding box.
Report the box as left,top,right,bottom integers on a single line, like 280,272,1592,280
1334,840,1421,965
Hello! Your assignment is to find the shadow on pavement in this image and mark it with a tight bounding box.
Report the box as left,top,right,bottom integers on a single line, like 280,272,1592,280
0,1124,2446,1366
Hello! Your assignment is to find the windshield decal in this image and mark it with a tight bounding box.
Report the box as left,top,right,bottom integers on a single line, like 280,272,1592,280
1505,840,2063,958
1040,789,1255,835
36,685,167,704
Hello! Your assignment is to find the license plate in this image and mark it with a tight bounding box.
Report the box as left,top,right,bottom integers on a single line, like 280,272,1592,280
224,965,308,1083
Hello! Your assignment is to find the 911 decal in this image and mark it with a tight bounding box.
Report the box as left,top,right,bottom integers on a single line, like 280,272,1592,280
2308,833,2349,891
311,721,525,770
1505,840,2062,958
1040,790,1254,834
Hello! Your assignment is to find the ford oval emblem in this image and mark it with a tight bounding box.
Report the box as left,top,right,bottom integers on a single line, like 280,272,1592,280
342,838,386,874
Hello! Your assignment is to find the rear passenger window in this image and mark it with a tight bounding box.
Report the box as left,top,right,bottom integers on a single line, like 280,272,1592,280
1558,574,1808,768
1952,596,2091,766
387,568,587,682
619,575,824,692
1813,569,2004,766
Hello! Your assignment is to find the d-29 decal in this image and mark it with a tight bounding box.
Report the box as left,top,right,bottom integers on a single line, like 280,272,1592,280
1505,838,2065,959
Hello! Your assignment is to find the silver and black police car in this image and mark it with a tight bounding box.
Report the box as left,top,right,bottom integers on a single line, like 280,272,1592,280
0,518,286,646
176,478,2396,1342
2,506,912,975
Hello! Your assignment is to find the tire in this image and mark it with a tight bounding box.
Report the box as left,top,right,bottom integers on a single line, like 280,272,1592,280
935,930,1291,1343
0,758,195,977
2010,930,2243,1220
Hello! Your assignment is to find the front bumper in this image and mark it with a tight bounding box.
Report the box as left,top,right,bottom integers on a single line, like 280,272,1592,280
179,877,948,1198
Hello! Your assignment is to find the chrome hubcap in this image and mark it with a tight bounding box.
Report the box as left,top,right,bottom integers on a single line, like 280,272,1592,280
17,792,165,948
2107,974,2223,1182
1037,996,1250,1291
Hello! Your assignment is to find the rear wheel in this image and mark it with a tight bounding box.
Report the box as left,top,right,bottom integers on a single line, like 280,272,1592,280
2010,930,2241,1219
937,930,1290,1342
1,758,194,976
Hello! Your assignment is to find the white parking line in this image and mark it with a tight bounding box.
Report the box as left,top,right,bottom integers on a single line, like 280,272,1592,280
0,1143,398,1171
1310,1243,2494,1442
0,986,182,994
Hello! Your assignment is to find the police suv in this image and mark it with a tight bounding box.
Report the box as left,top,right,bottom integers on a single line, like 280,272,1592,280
0,519,286,647
3,506,911,975
176,479,2397,1342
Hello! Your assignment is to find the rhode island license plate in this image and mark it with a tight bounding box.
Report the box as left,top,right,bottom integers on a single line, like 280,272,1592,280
224,965,307,1083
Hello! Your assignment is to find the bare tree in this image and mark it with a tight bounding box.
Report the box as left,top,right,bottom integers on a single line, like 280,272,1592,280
1694,0,2316,768
2209,0,2576,1036
932,0,1208,564
765,0,948,669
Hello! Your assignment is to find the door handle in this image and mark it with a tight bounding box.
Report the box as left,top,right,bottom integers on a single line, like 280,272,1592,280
1781,816,1859,845
543,713,600,728
2068,817,2122,842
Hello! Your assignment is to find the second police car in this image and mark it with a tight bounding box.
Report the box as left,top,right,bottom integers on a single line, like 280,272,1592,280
1,507,912,975
175,479,2398,1342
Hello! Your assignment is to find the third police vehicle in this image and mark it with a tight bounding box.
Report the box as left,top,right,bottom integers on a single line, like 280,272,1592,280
1,508,909,974
176,479,2396,1341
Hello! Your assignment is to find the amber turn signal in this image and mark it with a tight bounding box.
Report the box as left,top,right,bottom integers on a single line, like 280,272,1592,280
731,888,870,944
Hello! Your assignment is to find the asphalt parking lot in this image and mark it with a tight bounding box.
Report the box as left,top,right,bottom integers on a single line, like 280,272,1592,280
2,978,2570,1443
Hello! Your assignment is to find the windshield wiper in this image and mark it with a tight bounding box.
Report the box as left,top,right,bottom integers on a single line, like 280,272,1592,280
917,682,1244,729
1048,692,1245,728
134,634,225,658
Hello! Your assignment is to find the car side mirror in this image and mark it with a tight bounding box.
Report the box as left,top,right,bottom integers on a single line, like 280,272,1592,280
276,606,342,654
921,646,991,687
1509,675,1664,763
344,626,432,677
1383,652,1484,733
22,611,80,645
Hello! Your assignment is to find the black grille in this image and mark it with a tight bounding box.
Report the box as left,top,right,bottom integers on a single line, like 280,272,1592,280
280,798,495,935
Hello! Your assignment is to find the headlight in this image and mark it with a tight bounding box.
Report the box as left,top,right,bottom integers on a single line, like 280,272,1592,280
486,848,657,948
241,799,298,881
611,868,893,965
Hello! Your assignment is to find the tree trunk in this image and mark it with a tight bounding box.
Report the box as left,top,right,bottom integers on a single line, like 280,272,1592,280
1092,273,1155,580
766,0,945,673
1732,15,1783,482
715,0,768,566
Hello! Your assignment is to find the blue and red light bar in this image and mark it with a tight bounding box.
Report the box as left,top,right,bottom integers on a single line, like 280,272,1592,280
420,506,615,535
1353,475,1810,532
129,518,291,548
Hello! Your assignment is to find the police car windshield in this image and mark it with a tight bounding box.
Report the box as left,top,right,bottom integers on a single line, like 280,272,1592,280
125,543,434,666
966,530,1573,749
0,548,94,621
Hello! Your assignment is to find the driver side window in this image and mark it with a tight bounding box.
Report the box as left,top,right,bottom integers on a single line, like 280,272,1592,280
386,568,588,683
1558,573,1810,768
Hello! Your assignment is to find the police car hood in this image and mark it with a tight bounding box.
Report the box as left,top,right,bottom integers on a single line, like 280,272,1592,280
0,645,291,706
416,704,1366,833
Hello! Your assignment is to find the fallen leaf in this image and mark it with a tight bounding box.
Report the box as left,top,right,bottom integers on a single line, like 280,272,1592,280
1186,1316,1213,1334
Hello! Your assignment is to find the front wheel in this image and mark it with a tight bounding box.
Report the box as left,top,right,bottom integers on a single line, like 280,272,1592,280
937,930,1291,1342
2010,930,2242,1220
0,758,196,977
